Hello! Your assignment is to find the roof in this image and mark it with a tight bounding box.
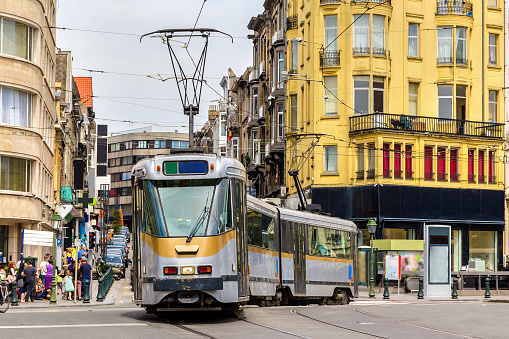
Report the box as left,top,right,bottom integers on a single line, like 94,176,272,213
74,77,93,108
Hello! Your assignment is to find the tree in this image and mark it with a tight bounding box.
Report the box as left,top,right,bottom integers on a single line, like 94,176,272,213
110,209,123,235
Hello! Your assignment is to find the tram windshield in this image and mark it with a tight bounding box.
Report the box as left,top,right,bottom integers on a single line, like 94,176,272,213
143,178,231,237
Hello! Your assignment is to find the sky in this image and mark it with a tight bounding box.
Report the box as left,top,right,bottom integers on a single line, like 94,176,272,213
56,0,264,135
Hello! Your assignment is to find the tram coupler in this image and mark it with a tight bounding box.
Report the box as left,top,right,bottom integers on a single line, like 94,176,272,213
383,278,390,299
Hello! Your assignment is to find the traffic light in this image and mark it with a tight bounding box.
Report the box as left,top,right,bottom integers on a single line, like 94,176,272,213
89,231,96,249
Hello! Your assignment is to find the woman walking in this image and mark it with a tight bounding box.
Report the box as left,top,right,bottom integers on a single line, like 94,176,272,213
44,259,53,292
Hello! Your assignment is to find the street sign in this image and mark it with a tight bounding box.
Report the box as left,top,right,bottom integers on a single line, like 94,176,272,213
56,239,61,246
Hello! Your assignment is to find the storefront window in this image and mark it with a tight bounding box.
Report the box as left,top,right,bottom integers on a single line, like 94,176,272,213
382,228,416,240
469,231,497,271
451,230,462,272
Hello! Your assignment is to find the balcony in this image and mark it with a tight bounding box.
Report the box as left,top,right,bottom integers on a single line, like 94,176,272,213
349,113,504,139
437,172,447,181
353,47,370,55
468,174,476,183
352,0,391,4
320,50,340,68
287,15,298,31
320,0,342,4
373,47,386,57
366,168,375,179
394,169,402,179
437,0,473,16
356,170,365,180
478,174,486,183
425,171,435,181
450,172,460,182
489,175,496,184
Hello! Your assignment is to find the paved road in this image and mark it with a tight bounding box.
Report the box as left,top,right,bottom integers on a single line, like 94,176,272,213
2,299,508,338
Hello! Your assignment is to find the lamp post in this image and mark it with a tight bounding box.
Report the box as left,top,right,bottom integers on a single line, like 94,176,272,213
50,212,62,305
367,218,377,298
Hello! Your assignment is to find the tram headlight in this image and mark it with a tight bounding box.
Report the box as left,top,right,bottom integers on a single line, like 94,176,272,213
198,265,212,274
164,267,178,275
181,266,195,275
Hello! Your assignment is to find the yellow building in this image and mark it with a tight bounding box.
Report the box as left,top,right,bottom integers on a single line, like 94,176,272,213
285,0,505,271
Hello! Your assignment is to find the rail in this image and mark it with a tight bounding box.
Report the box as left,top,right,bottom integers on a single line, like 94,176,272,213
349,113,504,139
320,50,340,67
96,267,113,302
286,15,298,31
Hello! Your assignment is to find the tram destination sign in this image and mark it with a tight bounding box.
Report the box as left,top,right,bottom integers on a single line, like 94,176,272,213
163,160,208,175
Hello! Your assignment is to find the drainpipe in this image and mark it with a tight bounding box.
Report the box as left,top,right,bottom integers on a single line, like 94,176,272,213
482,0,485,122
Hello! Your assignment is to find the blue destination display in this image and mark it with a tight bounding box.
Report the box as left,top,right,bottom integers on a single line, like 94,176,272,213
164,161,208,175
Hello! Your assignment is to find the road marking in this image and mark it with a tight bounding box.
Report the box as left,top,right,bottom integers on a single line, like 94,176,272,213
0,323,147,329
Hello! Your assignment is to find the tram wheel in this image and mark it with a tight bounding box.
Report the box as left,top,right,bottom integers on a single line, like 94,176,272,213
339,290,349,305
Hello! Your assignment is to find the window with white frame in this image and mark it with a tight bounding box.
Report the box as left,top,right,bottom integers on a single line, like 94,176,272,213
409,83,418,115
456,27,467,65
290,41,298,73
324,146,337,172
353,14,370,54
290,95,297,129
489,90,497,122
220,114,227,137
138,140,147,149
438,85,453,119
277,106,284,141
408,23,418,57
277,51,285,88
489,34,497,65
0,17,34,61
373,77,384,112
231,138,239,159
372,15,385,56
437,27,453,64
324,15,338,51
354,76,369,114
324,76,338,116
0,86,32,127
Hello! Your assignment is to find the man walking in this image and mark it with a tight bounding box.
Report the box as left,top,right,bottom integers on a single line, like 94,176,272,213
78,258,92,301
39,254,49,286
23,259,37,302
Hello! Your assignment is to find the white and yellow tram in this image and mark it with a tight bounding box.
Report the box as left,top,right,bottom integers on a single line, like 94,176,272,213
131,154,358,314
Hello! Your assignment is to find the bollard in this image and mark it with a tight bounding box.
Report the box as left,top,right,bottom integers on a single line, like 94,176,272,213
383,278,390,299
417,278,424,299
83,279,90,303
97,277,104,302
484,277,491,299
11,281,18,306
452,278,458,299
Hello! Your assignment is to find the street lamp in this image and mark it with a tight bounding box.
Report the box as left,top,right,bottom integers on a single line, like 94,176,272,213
50,212,62,305
366,218,377,298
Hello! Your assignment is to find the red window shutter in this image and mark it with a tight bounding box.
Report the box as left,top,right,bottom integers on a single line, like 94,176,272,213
468,149,475,182
383,143,390,177
405,145,412,179
478,150,485,182
450,149,458,181
437,147,446,180
424,146,433,180
394,144,401,178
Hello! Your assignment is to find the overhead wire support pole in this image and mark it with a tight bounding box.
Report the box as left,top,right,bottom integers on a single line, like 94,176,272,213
140,28,233,149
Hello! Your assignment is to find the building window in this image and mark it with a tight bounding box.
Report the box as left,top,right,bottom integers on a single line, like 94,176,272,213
354,76,369,114
154,140,166,149
437,27,453,64
290,40,298,73
324,15,338,51
456,27,467,65
220,146,227,157
373,77,384,112
438,85,453,119
357,144,364,180
489,34,497,65
277,104,284,142
0,156,31,192
353,14,370,54
372,15,385,56
0,87,32,127
408,23,418,57
290,94,297,130
488,0,498,7
450,148,459,181
277,51,285,88
324,146,337,172
220,114,227,137
0,17,34,61
251,87,258,119
437,147,447,181
367,143,375,179
231,138,239,159
138,140,147,149
488,91,497,122
468,149,475,182
478,150,485,183
488,150,495,184
405,145,413,179
424,146,434,180
324,76,337,116
383,143,390,178
394,144,402,178
469,231,497,271
121,172,131,181
409,83,418,115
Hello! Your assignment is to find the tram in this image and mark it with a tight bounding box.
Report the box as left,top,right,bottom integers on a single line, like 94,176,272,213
131,153,358,314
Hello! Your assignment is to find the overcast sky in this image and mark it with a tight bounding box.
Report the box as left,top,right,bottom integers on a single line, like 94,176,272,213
56,0,263,135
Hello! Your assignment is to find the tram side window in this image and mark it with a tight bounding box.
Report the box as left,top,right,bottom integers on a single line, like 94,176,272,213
142,181,168,236
247,209,275,250
232,179,246,230
209,178,233,234
308,226,351,258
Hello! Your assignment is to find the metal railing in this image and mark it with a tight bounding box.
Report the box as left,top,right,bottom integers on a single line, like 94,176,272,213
356,170,365,180
394,169,402,179
352,0,391,4
367,168,375,179
373,47,386,56
320,50,340,67
349,113,504,139
96,267,113,302
437,172,447,181
468,174,476,183
437,1,473,16
287,15,298,31
425,171,434,180
321,0,342,4
451,172,460,182
437,56,454,64
478,174,486,183
489,175,496,184
353,47,370,55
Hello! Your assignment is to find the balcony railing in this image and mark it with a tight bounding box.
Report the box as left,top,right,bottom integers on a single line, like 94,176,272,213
373,47,386,56
456,57,467,65
394,169,402,179
321,0,342,4
451,172,460,182
437,56,454,65
287,15,298,31
478,174,486,183
468,174,476,183
320,50,340,67
489,175,496,184
383,168,391,178
405,171,413,180
437,0,473,16
352,0,391,5
437,172,447,181
353,47,370,55
367,168,375,179
349,113,504,139
425,171,435,180
356,170,365,180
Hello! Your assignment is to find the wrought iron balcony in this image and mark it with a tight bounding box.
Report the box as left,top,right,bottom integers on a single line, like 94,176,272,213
489,175,496,184
373,47,386,57
468,174,476,183
366,168,375,179
450,172,460,182
394,169,402,179
287,15,298,31
478,174,486,183
352,0,391,5
437,56,454,65
425,171,435,180
320,50,340,68
349,113,504,139
437,172,447,181
353,47,370,55
320,0,342,4
356,170,364,180
437,0,473,16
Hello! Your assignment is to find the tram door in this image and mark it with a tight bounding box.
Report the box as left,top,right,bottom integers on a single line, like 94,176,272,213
293,223,307,296
233,180,248,298
132,182,143,301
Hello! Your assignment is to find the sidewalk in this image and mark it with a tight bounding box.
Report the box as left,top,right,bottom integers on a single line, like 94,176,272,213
9,278,125,309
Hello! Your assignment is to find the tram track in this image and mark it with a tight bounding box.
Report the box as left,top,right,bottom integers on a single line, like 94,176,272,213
238,315,312,338
159,316,218,339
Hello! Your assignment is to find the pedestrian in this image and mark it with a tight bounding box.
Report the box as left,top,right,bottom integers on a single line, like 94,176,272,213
63,270,74,300
22,259,37,302
34,277,47,300
0,263,6,280
39,254,49,285
6,262,16,284
66,248,73,265
17,263,26,301
57,268,63,295
44,259,53,292
78,258,92,299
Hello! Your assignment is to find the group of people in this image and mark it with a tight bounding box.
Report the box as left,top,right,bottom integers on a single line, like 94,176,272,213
0,252,92,303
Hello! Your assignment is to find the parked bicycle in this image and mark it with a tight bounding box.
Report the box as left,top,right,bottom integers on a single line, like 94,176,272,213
0,280,11,313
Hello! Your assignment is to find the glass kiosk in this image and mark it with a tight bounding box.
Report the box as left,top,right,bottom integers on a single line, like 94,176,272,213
424,224,451,297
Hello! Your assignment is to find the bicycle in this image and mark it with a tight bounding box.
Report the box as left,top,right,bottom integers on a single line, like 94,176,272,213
0,280,11,313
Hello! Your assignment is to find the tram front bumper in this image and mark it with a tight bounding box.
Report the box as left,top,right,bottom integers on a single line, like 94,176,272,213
153,277,223,291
